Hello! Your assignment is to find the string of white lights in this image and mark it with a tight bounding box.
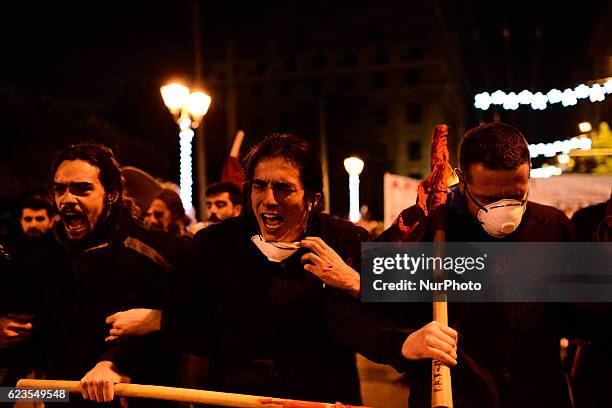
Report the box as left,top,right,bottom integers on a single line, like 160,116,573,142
348,174,360,222
179,129,194,212
474,79,612,111
529,137,592,158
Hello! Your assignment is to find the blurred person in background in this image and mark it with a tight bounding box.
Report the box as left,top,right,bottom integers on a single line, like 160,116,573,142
144,188,190,238
1,195,56,386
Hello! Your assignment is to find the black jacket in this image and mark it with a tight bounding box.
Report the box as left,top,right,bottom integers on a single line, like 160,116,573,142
331,188,577,408
165,212,367,404
24,208,188,403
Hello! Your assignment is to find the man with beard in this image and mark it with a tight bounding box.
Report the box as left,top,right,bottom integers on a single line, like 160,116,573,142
204,181,242,224
1,195,55,385
16,143,185,406
19,195,55,240
143,188,190,237
1,196,55,345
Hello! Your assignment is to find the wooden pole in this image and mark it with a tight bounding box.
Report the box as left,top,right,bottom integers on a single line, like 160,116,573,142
16,379,368,408
429,124,452,408
431,230,452,408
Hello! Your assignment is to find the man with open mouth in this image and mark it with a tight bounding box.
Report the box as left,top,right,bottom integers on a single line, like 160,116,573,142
156,134,369,404
8,142,187,406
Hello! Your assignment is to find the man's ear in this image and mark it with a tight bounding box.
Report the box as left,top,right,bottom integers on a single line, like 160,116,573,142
107,192,119,204
455,168,466,194
310,193,322,211
234,204,242,216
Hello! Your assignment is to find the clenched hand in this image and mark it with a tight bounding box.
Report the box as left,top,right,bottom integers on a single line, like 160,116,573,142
0,314,32,349
402,321,459,366
80,360,130,405
105,309,161,341
299,236,360,298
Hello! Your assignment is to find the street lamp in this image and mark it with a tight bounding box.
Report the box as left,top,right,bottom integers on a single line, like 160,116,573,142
160,83,211,215
343,156,364,223
578,121,592,133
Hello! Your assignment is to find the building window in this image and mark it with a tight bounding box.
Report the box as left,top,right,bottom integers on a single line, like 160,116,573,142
251,85,263,99
250,117,263,135
404,69,421,86
369,48,390,65
341,52,358,67
375,106,388,127
285,56,297,72
255,61,268,76
409,171,423,179
405,104,422,123
338,75,355,92
280,81,291,97
311,54,327,70
280,112,292,130
371,73,387,90
308,79,322,95
401,46,424,61
408,141,422,161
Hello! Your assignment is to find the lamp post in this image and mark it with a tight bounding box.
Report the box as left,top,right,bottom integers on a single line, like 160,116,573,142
343,156,364,223
160,83,211,215
578,121,592,133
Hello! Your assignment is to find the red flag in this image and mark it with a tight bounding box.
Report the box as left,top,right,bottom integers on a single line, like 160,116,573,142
383,124,452,242
220,130,246,191
221,156,245,190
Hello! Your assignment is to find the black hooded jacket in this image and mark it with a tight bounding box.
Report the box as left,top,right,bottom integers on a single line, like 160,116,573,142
23,207,188,400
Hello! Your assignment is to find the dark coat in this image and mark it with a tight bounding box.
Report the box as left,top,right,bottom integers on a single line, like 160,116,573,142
165,212,367,404
24,209,188,404
330,187,577,408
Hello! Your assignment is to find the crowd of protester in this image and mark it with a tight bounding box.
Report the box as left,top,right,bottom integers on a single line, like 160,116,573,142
0,123,610,408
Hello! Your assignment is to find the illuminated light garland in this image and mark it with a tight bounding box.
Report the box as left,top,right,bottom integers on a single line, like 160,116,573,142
529,137,592,158
530,165,563,178
348,174,360,223
179,129,194,212
474,78,612,111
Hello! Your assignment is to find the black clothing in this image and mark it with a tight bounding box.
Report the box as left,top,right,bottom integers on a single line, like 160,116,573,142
1,231,55,314
0,233,54,389
332,187,576,408
571,200,609,241
24,209,188,406
570,199,612,407
166,213,366,404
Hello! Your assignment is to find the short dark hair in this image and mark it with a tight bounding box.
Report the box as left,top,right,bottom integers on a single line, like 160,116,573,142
19,194,54,217
459,122,530,180
243,134,324,209
156,188,185,221
49,143,124,209
205,181,242,206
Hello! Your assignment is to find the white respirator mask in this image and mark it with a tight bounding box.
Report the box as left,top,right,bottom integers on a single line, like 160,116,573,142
251,235,299,262
476,199,527,238
464,184,527,238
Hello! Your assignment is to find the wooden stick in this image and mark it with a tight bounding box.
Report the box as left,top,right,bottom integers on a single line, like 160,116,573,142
431,231,452,408
16,379,367,408
432,301,453,408
230,130,245,158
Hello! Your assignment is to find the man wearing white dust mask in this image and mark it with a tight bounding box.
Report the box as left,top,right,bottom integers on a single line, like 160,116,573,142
367,123,576,408
450,122,573,241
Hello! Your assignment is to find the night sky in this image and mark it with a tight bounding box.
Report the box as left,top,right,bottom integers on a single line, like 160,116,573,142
1,0,609,217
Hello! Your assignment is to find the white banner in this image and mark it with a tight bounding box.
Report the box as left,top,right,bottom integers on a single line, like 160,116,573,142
528,175,612,217
383,172,419,228
383,173,611,226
